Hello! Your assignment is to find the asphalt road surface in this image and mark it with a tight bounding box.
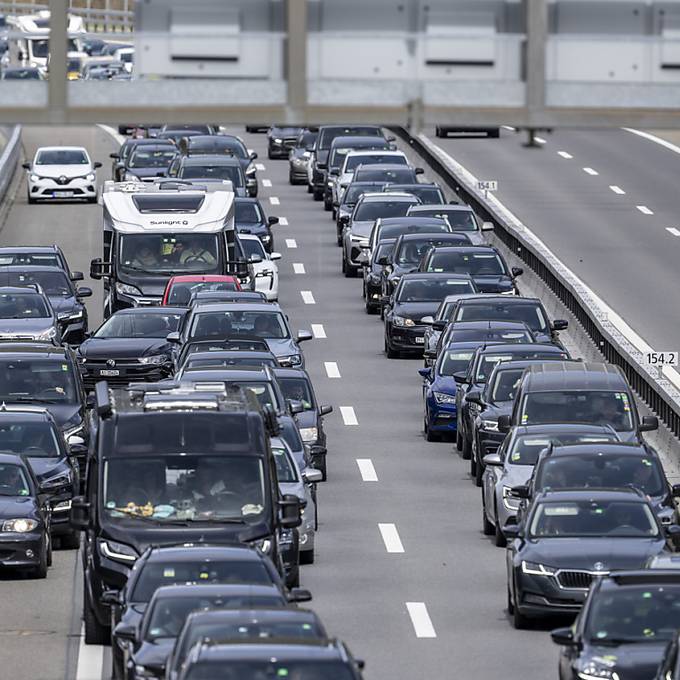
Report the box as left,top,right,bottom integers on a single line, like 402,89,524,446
0,124,565,680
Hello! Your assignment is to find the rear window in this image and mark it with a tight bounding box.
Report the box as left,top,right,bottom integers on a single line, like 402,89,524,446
345,154,406,172
427,251,506,276
506,432,619,465
456,302,548,334
132,195,205,213
36,149,87,165
318,126,382,149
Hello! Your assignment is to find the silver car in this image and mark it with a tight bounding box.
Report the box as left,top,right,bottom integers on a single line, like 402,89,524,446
406,204,493,246
481,424,621,547
271,437,321,565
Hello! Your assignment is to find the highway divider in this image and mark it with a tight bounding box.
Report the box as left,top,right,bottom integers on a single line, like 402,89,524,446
390,126,680,442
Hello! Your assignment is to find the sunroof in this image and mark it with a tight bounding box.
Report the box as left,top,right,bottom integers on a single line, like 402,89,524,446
132,195,205,213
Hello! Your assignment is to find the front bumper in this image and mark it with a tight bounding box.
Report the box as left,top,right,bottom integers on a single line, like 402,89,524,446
425,396,457,433
0,531,44,568
289,163,308,181
79,361,174,389
515,571,587,618
28,177,96,200
386,323,427,352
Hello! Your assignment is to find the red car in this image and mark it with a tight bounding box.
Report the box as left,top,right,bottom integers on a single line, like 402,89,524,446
162,274,241,306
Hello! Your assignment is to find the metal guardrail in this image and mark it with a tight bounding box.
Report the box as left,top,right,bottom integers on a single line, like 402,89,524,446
0,1,133,32
0,126,21,207
390,125,680,441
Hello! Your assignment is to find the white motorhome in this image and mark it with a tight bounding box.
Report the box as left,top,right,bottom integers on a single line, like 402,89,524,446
90,180,248,316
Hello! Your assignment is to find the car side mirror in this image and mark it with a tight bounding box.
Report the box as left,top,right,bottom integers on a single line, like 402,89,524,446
550,627,577,647
466,390,483,406
511,485,530,499
76,286,93,298
302,468,323,484
640,415,659,432
415,167,425,175
452,371,468,384
497,414,511,432
432,320,447,331
418,367,432,379
287,399,304,415
503,523,520,540
93,161,102,169
672,483,680,497
482,453,502,467
101,589,123,606
296,330,313,343
279,494,302,528
109,152,119,159
288,587,312,603
166,331,181,344
268,216,279,226
70,270,84,282
376,256,389,266
511,267,524,278
339,215,350,225
420,315,434,325
270,252,282,261
552,319,568,331
89,258,111,280
250,151,258,160
481,221,494,231
113,622,136,643
22,162,30,170
665,525,680,538
69,496,91,531
319,404,333,416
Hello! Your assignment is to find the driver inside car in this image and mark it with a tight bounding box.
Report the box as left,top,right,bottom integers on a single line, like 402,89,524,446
179,237,216,266
132,239,160,269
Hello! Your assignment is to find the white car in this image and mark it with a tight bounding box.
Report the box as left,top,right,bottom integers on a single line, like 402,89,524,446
24,146,100,204
239,233,281,301
113,47,134,73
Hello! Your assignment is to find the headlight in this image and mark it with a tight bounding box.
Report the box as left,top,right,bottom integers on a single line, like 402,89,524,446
58,310,83,321
502,486,520,511
280,354,302,367
433,391,456,405
392,315,415,327
124,172,138,181
481,419,499,432
251,537,273,555
134,666,157,679
85,172,96,182
53,499,72,512
576,664,619,680
138,354,168,365
115,282,142,296
255,270,273,278
327,181,333,187
98,538,137,564
261,234,271,243
41,471,71,488
30,173,39,182
2,518,39,533
521,561,556,576
274,138,282,144
63,424,84,440
292,157,306,166
36,327,57,341
299,427,318,443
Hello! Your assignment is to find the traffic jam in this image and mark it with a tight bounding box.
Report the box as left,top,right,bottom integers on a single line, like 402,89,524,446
0,118,678,680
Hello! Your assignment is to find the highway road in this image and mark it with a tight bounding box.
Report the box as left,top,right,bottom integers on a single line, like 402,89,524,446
425,126,680,354
0,125,567,679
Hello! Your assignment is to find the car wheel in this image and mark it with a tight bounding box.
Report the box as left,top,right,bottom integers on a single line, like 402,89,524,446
506,585,515,615
46,533,52,567
456,428,463,452
267,150,274,160
27,192,37,205
494,511,507,548
424,413,439,442
307,183,313,194
313,187,323,201
481,493,494,536
365,301,376,315
336,230,343,247
461,432,472,460
343,259,354,278
331,207,337,220
300,548,315,565
384,335,398,359
32,540,48,579
323,196,332,211
289,172,296,185
61,530,80,550
111,644,125,680
83,582,111,645
286,567,300,589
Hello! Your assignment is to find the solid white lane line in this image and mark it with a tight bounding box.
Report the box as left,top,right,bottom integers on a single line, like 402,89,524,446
623,128,680,155
637,205,654,215
269,196,280,205
311,324,326,339
667,228,680,237
502,125,515,131
262,179,272,188
293,263,306,274
75,626,104,680
378,523,405,553
324,361,341,378
356,458,378,481
406,602,437,638
535,136,547,144
285,239,297,249
97,123,126,146
300,290,315,304
583,167,599,176
340,406,358,426
255,163,265,171
557,151,573,159
610,185,626,195
279,217,288,226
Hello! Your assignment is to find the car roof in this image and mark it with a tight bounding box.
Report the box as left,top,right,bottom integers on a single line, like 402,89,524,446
0,408,52,423
184,607,319,625
272,367,310,380
182,155,241,166
346,148,401,156
396,232,463,243
522,362,628,391
0,452,27,466
426,245,498,254
535,488,646,502
459,294,542,305
380,216,447,226
146,545,268,562
151,583,280,600
0,286,46,295
111,306,186,316
332,136,387,146
389,183,440,189
190,640,346,663
400,272,473,282
234,197,260,205
192,302,281,313
543,442,649,458
180,368,271,382
0,245,60,253
0,343,69,357
36,145,87,153
477,342,559,355
449,320,531,330
186,350,275,362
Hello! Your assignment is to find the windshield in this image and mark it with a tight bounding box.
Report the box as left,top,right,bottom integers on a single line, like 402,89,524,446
456,302,549,334
345,154,406,172
240,239,266,260
355,167,415,183
506,433,619,465
447,328,532,345
95,312,182,338
373,242,395,266
489,368,525,402
0,463,30,496
0,253,60,267
537,454,665,497
190,311,288,341
235,202,262,224
0,292,49,318
0,271,71,296
0,358,77,403
586,585,680,644
35,149,87,165
104,454,266,523
427,251,506,276
354,200,414,222
319,126,381,150
398,187,443,204
343,184,386,205
3,68,41,80
179,164,243,185
438,349,475,377
278,377,313,410
272,445,298,483
397,278,475,303
119,234,220,275
396,237,458,265
186,661,355,680
185,356,277,371
521,390,635,431
0,421,60,458
128,148,176,169
530,500,658,538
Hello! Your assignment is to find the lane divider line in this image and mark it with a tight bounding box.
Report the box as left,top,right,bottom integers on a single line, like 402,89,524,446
557,151,573,159
667,228,680,237
311,323,326,339
324,361,341,379
610,185,625,195
279,217,289,226
535,136,547,144
378,523,405,553
285,239,297,249
269,197,280,205
255,163,266,171
293,263,306,274
340,406,358,426
356,458,378,481
262,179,272,188
623,128,680,155
583,167,599,176
637,205,654,215
406,602,437,638
300,290,315,304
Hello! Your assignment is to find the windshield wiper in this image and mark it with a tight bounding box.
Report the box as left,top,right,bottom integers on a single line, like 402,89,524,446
591,637,654,646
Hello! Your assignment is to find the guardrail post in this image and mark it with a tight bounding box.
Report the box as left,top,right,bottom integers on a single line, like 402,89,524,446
526,0,547,125
48,0,67,124
286,0,307,124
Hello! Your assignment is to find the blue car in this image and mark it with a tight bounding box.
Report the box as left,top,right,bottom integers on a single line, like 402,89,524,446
419,341,480,441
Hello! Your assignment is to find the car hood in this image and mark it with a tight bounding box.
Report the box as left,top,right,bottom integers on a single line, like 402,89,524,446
80,337,173,359
472,275,514,294
0,496,39,519
13,403,81,430
118,274,167,297
0,318,53,335
582,642,668,680
294,410,317,429
132,639,174,673
26,457,67,481
430,375,458,395
49,296,79,315
348,220,374,239
500,464,534,488
522,538,666,571
465,231,485,246
127,167,169,179
271,128,301,137
393,301,440,322
33,164,91,178
264,338,298,358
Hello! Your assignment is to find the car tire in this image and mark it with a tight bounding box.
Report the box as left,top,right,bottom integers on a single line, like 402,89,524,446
46,534,52,567
470,451,477,477
481,494,494,536
456,429,463,451
31,538,48,579
111,645,125,680
494,513,507,548
267,150,274,160
27,192,37,205
331,207,337,220
424,414,439,442
286,567,300,589
313,187,323,201
307,183,313,194
365,301,376,315
488,128,500,139
512,600,528,629
461,432,472,460
61,530,80,550
385,336,398,359
475,451,484,487
300,548,315,565
248,187,258,198
84,582,111,645
336,231,343,247
507,585,515,615
289,172,296,185
323,195,332,211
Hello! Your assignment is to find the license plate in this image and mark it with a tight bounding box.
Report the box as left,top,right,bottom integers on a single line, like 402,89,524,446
415,337,425,344
99,369,119,376
53,191,73,198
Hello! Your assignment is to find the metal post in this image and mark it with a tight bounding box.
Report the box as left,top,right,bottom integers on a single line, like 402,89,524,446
525,0,547,119
48,0,68,123
286,0,307,123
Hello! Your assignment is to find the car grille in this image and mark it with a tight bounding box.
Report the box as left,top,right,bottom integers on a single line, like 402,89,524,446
282,137,297,148
557,570,603,590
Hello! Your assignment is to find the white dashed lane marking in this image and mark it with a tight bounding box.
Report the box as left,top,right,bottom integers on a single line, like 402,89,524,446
378,523,405,553
356,458,378,481
583,167,599,176
285,239,297,249
75,626,103,680
255,163,265,171
557,151,573,159
311,324,326,339
262,179,272,187
269,197,280,205
535,136,547,144
406,603,437,638
279,217,289,226
293,263,306,274
667,228,680,237
340,406,358,426
637,205,654,215
324,362,341,378
300,290,315,304
610,185,626,195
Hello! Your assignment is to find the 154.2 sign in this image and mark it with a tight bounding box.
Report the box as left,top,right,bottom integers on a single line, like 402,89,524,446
645,352,679,366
